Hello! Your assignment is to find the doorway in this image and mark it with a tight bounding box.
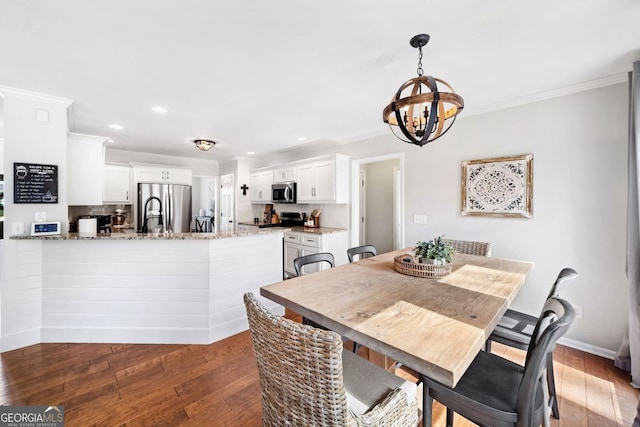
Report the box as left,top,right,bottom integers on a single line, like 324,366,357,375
219,174,234,232
351,154,404,252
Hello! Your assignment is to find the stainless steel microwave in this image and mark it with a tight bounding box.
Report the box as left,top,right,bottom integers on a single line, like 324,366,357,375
272,182,297,203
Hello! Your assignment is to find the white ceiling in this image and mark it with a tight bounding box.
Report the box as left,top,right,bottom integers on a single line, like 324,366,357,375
1,0,639,162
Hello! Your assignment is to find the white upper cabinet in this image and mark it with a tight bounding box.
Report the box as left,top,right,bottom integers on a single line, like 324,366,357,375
273,167,296,183
296,154,349,203
67,133,106,206
103,164,132,204
132,164,192,185
250,170,273,202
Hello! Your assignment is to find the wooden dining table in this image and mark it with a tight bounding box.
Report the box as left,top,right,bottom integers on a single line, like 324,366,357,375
260,248,534,388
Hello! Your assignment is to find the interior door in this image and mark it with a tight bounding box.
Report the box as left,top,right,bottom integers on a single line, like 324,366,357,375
220,174,234,232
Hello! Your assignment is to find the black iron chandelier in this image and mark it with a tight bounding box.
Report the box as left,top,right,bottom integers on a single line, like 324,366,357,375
383,34,464,147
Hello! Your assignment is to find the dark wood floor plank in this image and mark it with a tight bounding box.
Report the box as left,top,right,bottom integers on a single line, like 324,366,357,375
0,333,637,426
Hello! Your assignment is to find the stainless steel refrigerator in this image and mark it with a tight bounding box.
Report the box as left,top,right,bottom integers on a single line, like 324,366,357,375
137,183,192,233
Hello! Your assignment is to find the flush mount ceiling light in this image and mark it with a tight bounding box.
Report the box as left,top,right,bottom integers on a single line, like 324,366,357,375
151,106,168,114
383,34,464,147
194,139,216,151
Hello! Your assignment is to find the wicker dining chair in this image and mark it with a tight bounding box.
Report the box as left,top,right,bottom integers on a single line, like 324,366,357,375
442,239,492,256
244,292,419,427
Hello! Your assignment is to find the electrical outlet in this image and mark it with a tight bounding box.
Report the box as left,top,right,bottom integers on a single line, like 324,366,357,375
573,305,583,319
413,214,427,225
12,222,24,235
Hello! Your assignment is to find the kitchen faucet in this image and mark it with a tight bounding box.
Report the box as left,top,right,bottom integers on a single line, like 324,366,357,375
141,196,163,233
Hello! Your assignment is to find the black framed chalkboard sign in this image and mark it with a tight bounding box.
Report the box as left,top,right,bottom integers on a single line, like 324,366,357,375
14,162,59,204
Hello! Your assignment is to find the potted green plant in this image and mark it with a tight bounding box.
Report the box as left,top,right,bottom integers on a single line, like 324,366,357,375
414,235,455,265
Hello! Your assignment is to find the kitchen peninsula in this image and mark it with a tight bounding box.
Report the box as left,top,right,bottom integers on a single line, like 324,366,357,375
8,228,285,348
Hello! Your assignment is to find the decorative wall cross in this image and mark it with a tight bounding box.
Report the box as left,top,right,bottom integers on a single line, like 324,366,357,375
240,184,249,196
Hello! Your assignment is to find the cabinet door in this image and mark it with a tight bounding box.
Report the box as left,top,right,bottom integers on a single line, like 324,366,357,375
67,134,105,206
284,243,301,276
313,160,336,201
299,246,321,274
273,168,296,183
296,164,316,202
103,164,131,204
163,168,192,185
250,171,273,202
134,167,165,184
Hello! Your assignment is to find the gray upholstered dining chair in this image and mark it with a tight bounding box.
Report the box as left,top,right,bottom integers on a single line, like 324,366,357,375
243,292,419,427
442,238,492,256
486,267,578,420
347,245,377,262
293,252,335,276
421,297,576,427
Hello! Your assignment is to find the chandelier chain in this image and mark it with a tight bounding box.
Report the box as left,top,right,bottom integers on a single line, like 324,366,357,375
417,46,424,76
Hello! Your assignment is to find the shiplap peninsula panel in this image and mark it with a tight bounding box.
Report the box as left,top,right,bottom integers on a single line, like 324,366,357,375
207,233,284,342
2,240,45,350
42,240,210,343
39,232,284,345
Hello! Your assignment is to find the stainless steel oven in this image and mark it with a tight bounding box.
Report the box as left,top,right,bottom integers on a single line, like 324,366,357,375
271,182,297,204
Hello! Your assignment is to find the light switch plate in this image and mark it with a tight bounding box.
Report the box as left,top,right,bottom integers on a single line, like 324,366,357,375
413,214,427,224
35,212,46,222
12,222,25,235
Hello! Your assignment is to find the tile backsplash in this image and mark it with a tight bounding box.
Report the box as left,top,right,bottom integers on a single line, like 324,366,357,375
68,205,131,231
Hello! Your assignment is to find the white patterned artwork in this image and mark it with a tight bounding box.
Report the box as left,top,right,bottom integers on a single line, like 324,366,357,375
461,154,533,218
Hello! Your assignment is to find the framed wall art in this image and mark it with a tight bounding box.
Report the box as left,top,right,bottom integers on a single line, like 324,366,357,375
461,154,533,218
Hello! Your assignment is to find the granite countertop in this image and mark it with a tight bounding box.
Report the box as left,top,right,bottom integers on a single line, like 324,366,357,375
287,226,347,234
237,221,346,235
10,227,290,241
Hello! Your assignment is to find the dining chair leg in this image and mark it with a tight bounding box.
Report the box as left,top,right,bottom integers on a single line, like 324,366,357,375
547,353,560,419
542,373,551,427
446,407,454,427
423,383,433,427
485,339,492,353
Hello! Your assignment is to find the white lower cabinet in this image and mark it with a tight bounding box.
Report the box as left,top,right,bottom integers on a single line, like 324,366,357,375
283,230,348,277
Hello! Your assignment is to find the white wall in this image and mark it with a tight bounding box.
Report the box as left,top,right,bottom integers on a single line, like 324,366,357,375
0,87,73,350
265,83,629,355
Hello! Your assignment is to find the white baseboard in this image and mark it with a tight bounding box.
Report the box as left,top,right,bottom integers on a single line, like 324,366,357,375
1,328,41,352
41,326,212,345
558,337,617,360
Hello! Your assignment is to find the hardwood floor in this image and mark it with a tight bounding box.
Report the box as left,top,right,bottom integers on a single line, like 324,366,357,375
0,333,637,426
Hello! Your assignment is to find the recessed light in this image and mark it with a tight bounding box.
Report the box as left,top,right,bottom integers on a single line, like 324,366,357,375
152,106,168,114
247,151,255,155
108,124,123,130
297,137,307,141
107,139,115,144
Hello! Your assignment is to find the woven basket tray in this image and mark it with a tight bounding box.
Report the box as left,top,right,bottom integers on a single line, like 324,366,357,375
394,253,452,278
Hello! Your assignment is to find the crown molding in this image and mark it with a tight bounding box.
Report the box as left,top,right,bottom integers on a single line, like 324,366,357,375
464,72,628,117
0,85,74,107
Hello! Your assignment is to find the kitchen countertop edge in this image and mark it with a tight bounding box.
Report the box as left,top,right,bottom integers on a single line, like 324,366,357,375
10,227,291,241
